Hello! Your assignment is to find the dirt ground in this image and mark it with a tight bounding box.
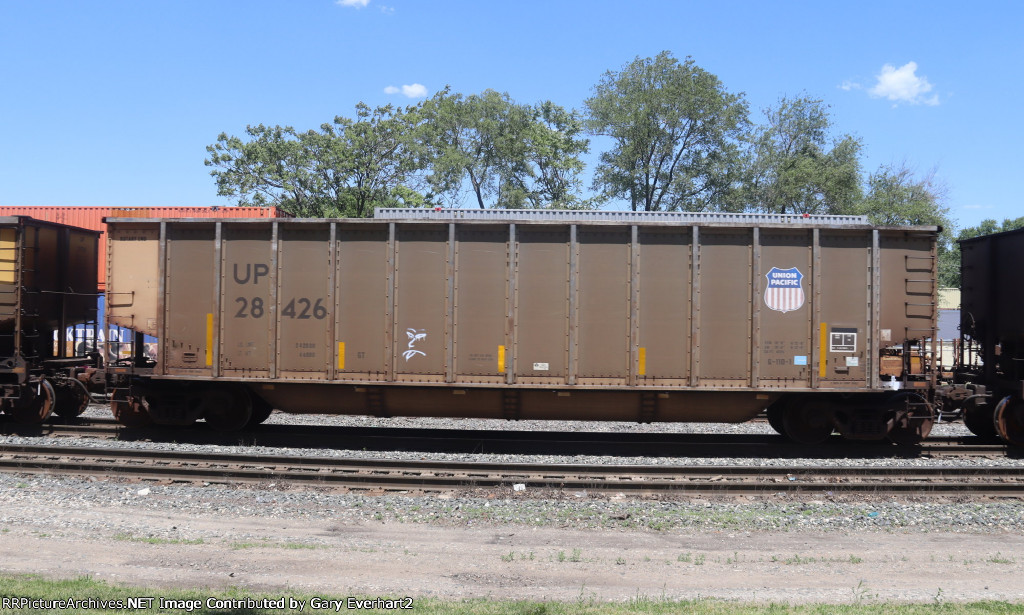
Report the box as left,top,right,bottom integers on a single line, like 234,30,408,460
2,496,1023,605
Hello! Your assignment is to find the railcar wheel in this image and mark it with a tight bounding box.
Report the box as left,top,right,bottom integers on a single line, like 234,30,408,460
200,386,253,431
53,379,91,417
111,388,153,427
8,379,55,423
766,403,786,436
994,396,1024,447
963,399,998,440
782,397,834,445
886,393,934,446
245,391,274,427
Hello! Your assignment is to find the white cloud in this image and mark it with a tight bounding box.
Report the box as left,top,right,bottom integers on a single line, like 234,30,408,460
336,0,369,8
384,83,428,99
402,84,427,98
839,80,862,91
869,61,939,106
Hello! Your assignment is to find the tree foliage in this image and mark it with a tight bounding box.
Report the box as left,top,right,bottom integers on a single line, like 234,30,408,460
205,103,424,217
585,51,749,211
855,163,957,286
857,163,950,228
745,95,862,215
205,124,319,215
502,101,590,209
417,89,589,209
205,51,963,267
318,103,427,217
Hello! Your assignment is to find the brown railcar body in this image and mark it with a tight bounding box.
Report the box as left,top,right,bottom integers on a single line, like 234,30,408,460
106,212,939,438
0,216,100,422
0,216,100,362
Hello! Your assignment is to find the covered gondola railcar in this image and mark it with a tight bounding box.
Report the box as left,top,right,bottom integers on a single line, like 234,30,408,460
0,216,100,421
105,210,940,443
957,226,1024,445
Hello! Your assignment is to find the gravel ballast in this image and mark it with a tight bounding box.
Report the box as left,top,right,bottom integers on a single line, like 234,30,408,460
2,407,1023,603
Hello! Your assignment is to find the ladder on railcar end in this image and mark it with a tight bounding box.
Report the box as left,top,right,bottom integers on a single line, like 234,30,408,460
903,250,938,390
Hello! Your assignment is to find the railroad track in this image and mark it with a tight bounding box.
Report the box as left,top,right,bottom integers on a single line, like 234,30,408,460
0,416,1014,460
1,443,1023,496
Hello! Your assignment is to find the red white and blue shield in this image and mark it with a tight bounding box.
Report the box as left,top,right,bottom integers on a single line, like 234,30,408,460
764,266,805,313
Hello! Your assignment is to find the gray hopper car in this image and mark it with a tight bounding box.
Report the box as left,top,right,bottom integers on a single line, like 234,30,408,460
105,211,939,443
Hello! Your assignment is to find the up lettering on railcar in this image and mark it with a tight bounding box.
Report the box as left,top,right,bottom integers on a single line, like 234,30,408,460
232,262,270,285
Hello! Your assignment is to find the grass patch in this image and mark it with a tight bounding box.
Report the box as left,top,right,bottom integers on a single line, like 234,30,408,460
1,574,1024,614
987,552,1016,564
502,550,537,563
230,540,323,550
112,532,204,546
770,554,865,566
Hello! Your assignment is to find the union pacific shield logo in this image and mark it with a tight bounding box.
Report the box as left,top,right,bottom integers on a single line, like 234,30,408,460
764,267,805,313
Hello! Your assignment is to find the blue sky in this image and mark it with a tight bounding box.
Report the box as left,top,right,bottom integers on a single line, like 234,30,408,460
1,0,1020,230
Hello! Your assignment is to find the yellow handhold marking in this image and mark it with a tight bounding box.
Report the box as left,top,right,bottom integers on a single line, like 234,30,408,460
205,313,214,366
819,322,828,379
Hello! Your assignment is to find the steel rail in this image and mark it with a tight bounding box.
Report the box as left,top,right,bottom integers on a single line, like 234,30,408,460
1,443,1022,496
0,418,1012,459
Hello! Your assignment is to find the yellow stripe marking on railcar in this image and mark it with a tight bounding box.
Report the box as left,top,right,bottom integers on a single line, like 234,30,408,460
338,342,345,370
638,347,647,376
498,345,505,373
205,313,214,366
819,322,828,380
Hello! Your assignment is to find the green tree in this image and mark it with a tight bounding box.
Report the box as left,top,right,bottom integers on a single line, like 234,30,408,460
418,89,589,209
958,216,1024,238
498,101,590,209
418,88,522,209
205,103,424,218
856,163,956,285
319,102,427,217
585,51,749,211
745,95,862,215
205,124,324,216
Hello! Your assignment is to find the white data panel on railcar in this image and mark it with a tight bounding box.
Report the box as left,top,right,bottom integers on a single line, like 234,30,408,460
830,330,857,353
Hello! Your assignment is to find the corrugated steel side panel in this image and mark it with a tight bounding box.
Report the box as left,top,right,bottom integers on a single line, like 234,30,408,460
0,206,289,290
119,218,934,387
104,218,940,422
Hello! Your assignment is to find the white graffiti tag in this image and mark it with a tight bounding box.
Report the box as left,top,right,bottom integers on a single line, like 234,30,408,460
402,328,427,361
